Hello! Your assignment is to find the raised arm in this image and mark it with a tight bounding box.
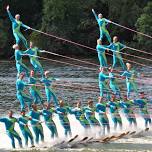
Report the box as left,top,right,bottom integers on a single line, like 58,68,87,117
92,9,98,21
6,5,15,22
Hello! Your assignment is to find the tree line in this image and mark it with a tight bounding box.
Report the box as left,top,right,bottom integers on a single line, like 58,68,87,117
0,0,152,59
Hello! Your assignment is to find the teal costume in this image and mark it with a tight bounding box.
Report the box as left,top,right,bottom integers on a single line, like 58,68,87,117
99,71,110,99
107,42,126,70
92,10,111,43
96,102,110,135
18,115,34,146
24,47,44,76
0,117,22,148
28,76,43,105
41,77,58,106
7,10,30,48
69,107,90,128
121,70,138,98
16,78,32,111
42,108,58,138
107,101,122,130
133,98,151,127
55,106,72,136
109,72,120,97
96,44,108,67
15,49,29,77
83,106,100,128
28,110,44,144
119,100,137,127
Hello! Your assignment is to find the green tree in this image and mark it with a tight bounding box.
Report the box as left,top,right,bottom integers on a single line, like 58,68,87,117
136,1,152,50
108,0,142,42
0,0,151,58
0,19,8,56
35,0,104,56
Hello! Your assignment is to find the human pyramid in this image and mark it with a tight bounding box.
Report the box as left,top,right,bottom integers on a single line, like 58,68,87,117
0,6,151,149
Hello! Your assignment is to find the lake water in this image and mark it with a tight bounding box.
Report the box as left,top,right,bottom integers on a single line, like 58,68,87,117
0,59,152,151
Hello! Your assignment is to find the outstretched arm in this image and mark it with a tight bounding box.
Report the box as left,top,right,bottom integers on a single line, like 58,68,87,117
104,74,111,79
48,77,59,81
92,9,98,21
68,108,75,115
29,117,40,123
6,5,15,22
21,23,30,29
0,118,7,123
105,18,112,24
56,109,64,115
99,73,111,79
22,49,30,55
18,119,27,126
106,43,115,52
119,43,126,50
97,108,105,114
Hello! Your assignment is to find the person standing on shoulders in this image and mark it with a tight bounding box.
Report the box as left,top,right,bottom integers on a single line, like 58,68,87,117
92,9,111,43
6,5,30,48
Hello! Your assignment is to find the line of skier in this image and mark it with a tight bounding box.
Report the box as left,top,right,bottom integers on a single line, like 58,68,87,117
0,92,151,148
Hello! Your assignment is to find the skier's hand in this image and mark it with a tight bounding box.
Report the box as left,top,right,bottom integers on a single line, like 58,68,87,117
6,5,9,11
39,121,42,124
25,124,28,127
40,50,46,53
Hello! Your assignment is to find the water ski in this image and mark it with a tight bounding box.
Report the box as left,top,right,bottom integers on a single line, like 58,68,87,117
86,137,94,142
65,136,89,148
107,132,130,142
67,135,79,143
131,128,149,138
53,134,78,148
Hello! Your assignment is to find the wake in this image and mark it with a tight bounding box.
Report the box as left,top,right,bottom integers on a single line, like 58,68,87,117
0,113,151,151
